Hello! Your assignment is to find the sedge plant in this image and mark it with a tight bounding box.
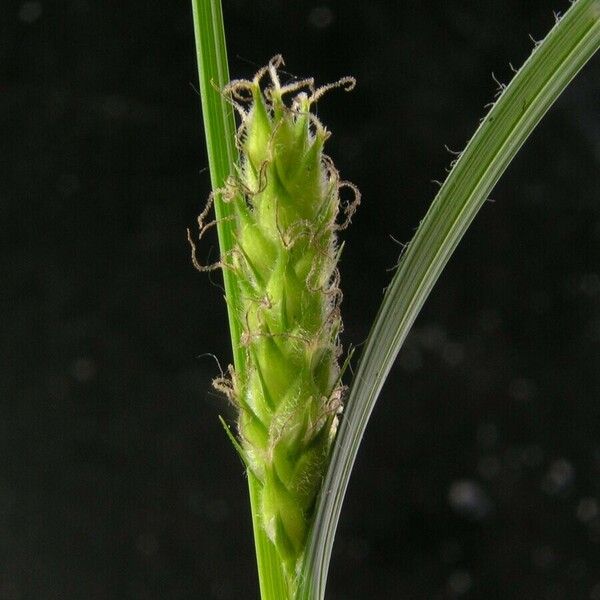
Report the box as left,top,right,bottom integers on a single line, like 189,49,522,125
188,55,358,593
190,0,600,598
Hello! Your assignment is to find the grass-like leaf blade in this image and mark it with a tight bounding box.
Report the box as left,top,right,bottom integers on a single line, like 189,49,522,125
298,1,600,598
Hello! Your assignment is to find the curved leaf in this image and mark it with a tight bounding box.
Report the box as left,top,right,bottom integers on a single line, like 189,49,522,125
298,1,600,598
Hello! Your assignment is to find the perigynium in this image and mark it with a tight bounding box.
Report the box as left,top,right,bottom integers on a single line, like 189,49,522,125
189,55,359,591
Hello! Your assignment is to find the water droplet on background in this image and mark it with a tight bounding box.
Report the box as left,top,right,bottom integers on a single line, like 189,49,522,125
447,570,473,597
448,479,493,520
590,582,600,600
542,459,575,496
508,377,537,402
71,357,97,383
308,5,334,29
577,497,598,523
18,1,42,23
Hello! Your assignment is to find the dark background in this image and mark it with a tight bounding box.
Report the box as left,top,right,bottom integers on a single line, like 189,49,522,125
2,0,600,598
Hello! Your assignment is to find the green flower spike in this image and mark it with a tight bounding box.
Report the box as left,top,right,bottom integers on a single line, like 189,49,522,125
192,55,359,592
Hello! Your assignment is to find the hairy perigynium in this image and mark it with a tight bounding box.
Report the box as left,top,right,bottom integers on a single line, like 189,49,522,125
190,56,359,589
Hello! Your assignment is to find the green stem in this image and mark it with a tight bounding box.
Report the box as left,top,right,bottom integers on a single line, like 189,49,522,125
190,1,288,598
298,0,600,598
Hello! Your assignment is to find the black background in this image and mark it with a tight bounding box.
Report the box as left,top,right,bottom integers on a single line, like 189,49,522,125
3,0,600,598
